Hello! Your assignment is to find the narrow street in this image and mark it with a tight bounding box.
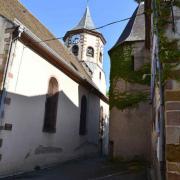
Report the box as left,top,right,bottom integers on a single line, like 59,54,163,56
2,157,148,180
0,1,179,180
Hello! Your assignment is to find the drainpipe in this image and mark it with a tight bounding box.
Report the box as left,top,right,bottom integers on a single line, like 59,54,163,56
153,0,166,179
0,26,24,122
156,47,166,180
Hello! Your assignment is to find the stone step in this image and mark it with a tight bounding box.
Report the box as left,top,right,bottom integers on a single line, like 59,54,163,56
167,173,180,180
166,102,180,111
166,144,180,163
167,162,180,174
165,90,180,101
166,111,180,126
166,127,180,144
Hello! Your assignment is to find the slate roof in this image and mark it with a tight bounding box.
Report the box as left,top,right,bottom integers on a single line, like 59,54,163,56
72,6,97,31
109,3,145,51
0,0,91,81
63,6,106,45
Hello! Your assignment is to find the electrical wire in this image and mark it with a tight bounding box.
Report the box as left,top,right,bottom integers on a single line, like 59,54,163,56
24,1,179,45
31,37,64,44
29,12,145,45
91,13,144,31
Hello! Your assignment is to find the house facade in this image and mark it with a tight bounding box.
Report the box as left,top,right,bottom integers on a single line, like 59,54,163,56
0,0,109,177
149,0,180,180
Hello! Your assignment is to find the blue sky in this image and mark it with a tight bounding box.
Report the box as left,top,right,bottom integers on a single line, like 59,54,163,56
20,0,138,90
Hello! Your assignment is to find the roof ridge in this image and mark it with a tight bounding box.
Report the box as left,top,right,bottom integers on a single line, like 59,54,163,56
126,3,145,42
109,3,145,52
84,6,88,28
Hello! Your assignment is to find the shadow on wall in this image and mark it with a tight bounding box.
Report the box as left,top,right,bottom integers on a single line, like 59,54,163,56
77,85,101,153
0,87,101,176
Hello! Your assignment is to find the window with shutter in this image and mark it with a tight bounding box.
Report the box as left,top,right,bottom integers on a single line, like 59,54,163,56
79,95,87,135
43,77,59,133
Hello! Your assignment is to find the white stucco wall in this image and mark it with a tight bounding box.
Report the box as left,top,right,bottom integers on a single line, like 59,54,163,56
0,40,109,176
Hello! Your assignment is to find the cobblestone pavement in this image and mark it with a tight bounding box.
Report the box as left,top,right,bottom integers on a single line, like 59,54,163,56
2,157,148,180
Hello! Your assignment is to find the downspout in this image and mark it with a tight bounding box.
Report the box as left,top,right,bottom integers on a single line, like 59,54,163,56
156,43,166,180
0,26,24,122
153,0,166,179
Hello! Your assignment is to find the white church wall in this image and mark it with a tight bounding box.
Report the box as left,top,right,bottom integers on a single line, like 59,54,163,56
0,40,106,176
92,67,107,95
82,33,106,95
82,34,103,66
100,99,109,155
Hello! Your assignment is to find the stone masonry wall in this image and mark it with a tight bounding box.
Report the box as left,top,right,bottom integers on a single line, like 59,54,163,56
110,101,151,161
109,41,151,161
165,91,180,180
163,5,180,180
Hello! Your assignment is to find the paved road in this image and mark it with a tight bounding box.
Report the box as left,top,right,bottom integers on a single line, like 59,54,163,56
2,157,148,180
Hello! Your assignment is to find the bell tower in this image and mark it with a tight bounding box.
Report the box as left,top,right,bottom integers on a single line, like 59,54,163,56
64,6,107,95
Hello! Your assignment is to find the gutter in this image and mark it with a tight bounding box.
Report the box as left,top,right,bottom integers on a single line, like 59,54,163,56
14,22,109,104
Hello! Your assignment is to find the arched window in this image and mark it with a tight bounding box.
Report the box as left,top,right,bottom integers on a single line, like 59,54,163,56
72,45,79,56
99,52,102,63
79,95,87,135
86,47,94,57
43,77,59,133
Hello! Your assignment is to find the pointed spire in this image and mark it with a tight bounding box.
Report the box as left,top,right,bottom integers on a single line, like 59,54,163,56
64,4,106,45
72,6,97,31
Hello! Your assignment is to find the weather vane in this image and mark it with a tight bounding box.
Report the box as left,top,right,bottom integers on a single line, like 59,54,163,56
87,0,89,6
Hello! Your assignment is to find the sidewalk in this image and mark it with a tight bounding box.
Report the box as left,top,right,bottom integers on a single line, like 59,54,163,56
2,157,148,180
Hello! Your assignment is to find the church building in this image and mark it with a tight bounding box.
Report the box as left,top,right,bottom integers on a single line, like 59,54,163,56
64,6,107,95
0,0,109,177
